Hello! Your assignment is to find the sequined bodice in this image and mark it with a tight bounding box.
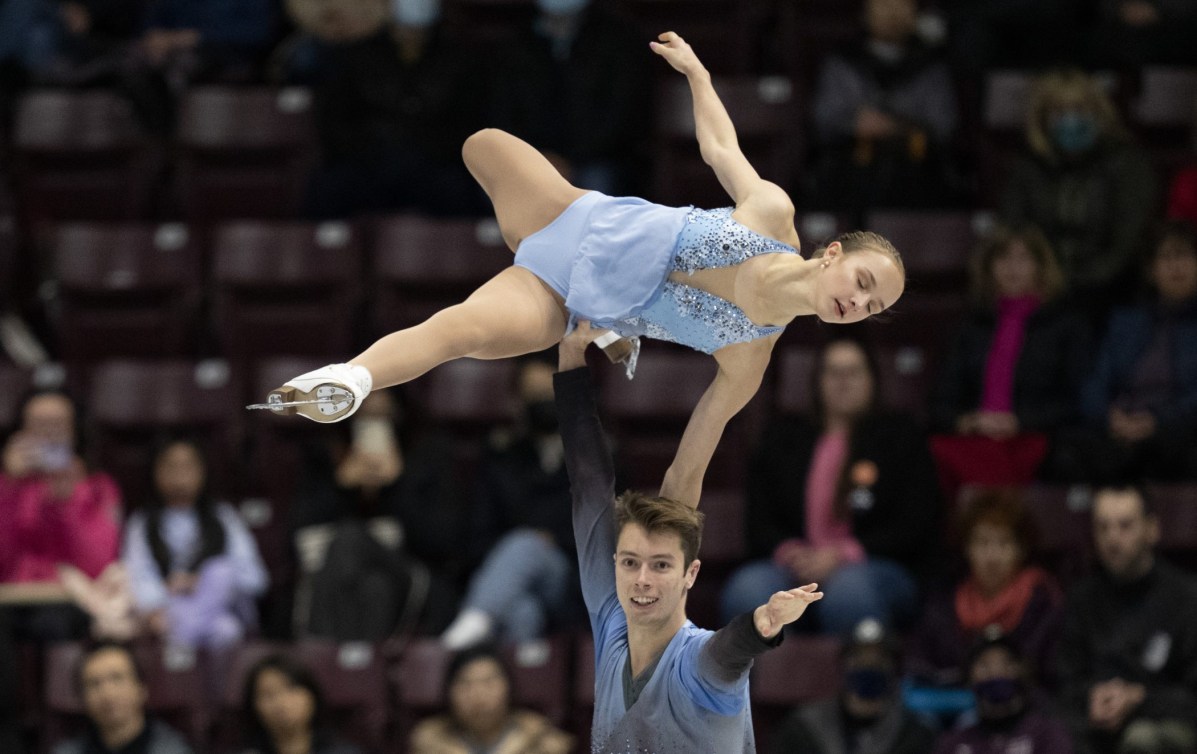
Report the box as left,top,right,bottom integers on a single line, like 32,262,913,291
609,207,797,357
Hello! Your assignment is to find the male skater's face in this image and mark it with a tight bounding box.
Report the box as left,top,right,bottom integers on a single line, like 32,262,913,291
615,524,700,630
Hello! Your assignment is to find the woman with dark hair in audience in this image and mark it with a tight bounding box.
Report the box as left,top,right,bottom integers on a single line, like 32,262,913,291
123,438,268,649
239,653,362,754
929,224,1093,498
409,644,573,754
719,337,941,635
0,388,122,642
907,489,1064,719
1056,219,1197,482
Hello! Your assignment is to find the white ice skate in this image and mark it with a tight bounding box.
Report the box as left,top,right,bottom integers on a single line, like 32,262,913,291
246,363,373,423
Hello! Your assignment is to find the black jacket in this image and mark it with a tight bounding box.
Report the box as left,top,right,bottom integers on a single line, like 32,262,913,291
929,300,1095,434
746,413,943,581
1056,560,1197,726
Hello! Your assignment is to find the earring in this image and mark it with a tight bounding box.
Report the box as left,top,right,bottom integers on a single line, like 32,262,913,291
821,259,830,269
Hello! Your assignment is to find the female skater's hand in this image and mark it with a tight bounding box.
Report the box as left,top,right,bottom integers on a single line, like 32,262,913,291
558,321,608,372
649,31,703,77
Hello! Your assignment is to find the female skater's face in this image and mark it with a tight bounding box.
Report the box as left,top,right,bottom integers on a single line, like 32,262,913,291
816,245,904,324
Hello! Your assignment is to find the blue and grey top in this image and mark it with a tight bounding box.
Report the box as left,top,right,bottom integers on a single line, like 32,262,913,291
555,367,781,754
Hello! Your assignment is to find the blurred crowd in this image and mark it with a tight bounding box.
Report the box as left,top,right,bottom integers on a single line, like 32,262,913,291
2,0,1197,753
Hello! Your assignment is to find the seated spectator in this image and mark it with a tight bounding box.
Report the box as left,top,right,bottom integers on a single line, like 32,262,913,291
768,618,936,754
0,0,64,76
50,641,193,754
1165,164,1197,229
303,0,485,218
441,357,583,649
123,439,268,649
292,389,465,640
929,224,1093,498
908,489,1064,718
269,0,387,84
0,389,122,642
488,0,651,197
409,644,573,754
1056,485,1197,754
237,653,362,754
934,630,1074,754
999,69,1157,318
808,0,960,219
720,338,942,634
1056,221,1197,482
1087,0,1197,69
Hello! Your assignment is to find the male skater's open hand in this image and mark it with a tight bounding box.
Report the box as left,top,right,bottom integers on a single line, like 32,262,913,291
753,584,824,639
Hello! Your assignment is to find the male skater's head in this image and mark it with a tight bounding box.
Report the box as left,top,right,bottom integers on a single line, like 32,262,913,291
613,491,704,631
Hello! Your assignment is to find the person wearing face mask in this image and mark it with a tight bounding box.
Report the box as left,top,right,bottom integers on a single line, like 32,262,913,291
0,389,122,642
486,0,651,196
441,356,589,649
934,631,1074,754
809,0,961,221
302,0,486,217
1054,220,1197,483
929,224,1093,498
1000,69,1157,320
769,619,936,754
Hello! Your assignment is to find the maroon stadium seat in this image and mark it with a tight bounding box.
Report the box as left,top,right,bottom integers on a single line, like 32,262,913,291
392,637,451,741
866,210,981,292
652,75,801,207
874,343,936,423
416,357,517,430
175,87,316,221
211,220,362,362
615,0,765,75
87,359,241,502
504,636,573,727
697,487,747,565
370,214,510,333
774,346,817,416
50,222,203,364
11,89,158,229
244,356,330,503
750,634,841,707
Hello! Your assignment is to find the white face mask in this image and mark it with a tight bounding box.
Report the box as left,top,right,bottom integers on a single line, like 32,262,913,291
393,0,441,27
536,0,590,15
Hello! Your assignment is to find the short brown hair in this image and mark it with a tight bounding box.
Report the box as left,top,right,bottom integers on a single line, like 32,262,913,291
812,231,906,280
969,223,1065,306
957,488,1038,558
614,491,704,565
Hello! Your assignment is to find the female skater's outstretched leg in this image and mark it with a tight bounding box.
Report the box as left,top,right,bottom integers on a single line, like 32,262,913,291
263,130,585,422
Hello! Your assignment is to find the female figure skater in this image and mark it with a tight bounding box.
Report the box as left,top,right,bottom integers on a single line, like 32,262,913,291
257,32,906,508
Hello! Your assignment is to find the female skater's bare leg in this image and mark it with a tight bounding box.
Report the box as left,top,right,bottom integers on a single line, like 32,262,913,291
261,130,585,422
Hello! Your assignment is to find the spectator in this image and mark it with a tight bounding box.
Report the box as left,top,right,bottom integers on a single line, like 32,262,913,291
409,644,573,754
1087,0,1197,69
999,69,1157,318
122,439,268,649
908,490,1064,718
1056,485,1197,754
441,357,583,649
1057,221,1197,482
304,0,485,217
50,641,193,754
0,0,63,76
768,618,936,754
934,630,1074,754
0,389,122,642
292,389,464,640
720,338,942,634
929,224,1093,497
808,0,960,220
238,653,362,754
269,0,388,84
488,0,652,197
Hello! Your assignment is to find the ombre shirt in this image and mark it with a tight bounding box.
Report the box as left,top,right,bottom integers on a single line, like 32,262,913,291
556,368,778,754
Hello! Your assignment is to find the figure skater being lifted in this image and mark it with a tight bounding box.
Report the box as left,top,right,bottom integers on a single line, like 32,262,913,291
253,32,906,508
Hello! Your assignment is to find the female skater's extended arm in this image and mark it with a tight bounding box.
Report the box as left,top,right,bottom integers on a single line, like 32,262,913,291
660,336,776,509
651,31,792,215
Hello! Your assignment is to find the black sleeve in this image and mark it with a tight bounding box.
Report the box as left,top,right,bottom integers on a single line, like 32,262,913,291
697,611,783,686
554,368,618,616
928,326,977,433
